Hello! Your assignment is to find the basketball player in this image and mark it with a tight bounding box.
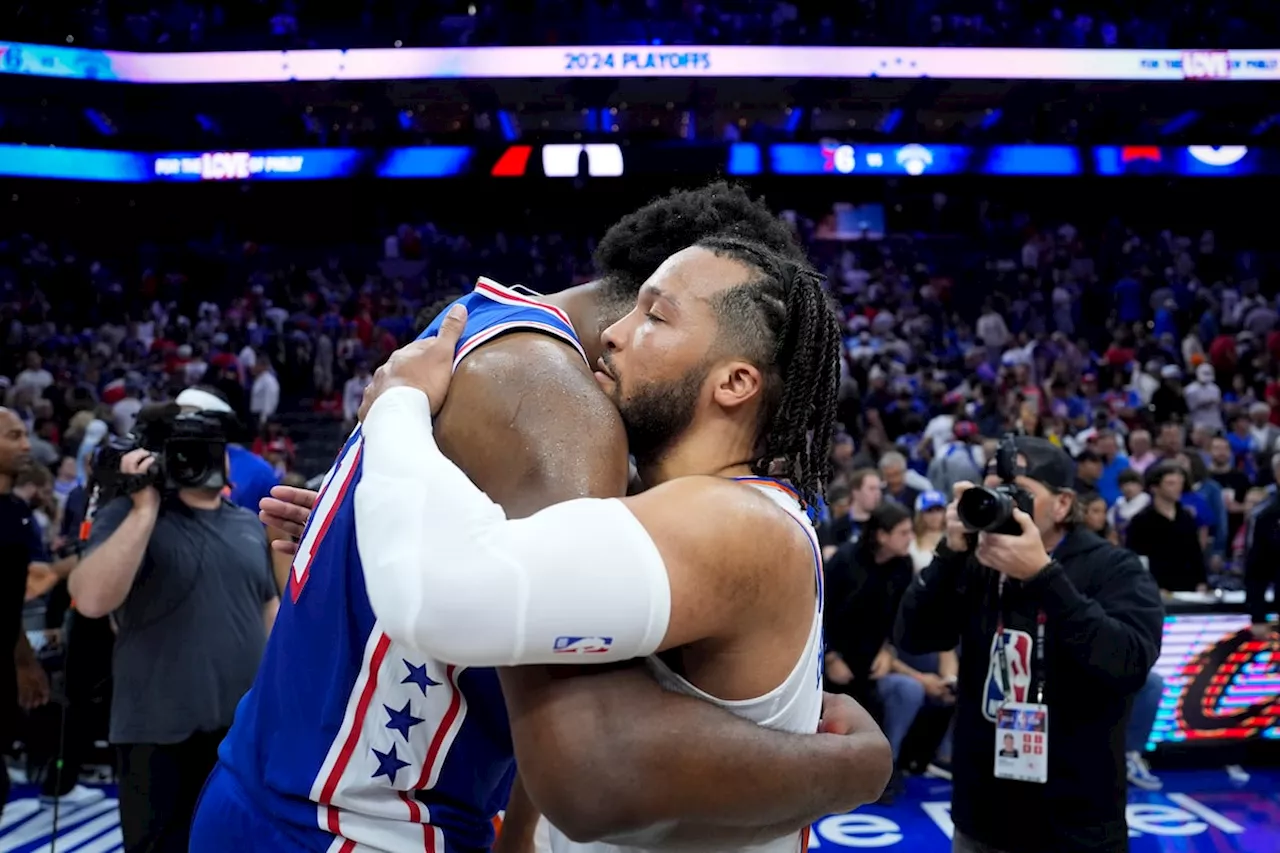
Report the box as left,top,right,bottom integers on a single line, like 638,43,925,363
354,236,876,852
190,186,890,853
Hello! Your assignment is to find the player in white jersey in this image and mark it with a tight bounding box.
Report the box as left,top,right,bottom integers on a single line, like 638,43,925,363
354,235,890,851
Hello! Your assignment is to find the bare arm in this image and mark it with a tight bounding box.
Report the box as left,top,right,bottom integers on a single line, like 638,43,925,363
493,775,540,853
363,332,889,842
938,649,959,680
68,497,158,619
507,662,889,844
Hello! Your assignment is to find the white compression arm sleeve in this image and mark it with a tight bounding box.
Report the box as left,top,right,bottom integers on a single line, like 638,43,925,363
355,386,671,667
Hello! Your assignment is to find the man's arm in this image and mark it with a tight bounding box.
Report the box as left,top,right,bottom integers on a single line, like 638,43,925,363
507,666,888,846
67,495,155,619
359,333,889,843
358,387,806,666
1023,550,1164,693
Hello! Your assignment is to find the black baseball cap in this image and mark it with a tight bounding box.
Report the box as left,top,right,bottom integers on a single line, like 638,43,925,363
986,436,1076,491
1013,436,1077,491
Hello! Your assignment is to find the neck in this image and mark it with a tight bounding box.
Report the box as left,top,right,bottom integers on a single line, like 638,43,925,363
1153,494,1177,516
874,547,896,564
851,506,872,522
178,488,223,510
634,419,758,488
0,473,13,496
1042,527,1066,554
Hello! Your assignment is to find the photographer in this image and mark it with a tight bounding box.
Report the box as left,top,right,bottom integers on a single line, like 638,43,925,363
67,405,280,853
895,436,1163,853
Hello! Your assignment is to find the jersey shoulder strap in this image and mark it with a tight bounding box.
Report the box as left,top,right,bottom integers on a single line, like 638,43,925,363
418,276,586,370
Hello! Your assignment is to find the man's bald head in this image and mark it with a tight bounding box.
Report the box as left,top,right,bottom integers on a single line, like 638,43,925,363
0,408,31,480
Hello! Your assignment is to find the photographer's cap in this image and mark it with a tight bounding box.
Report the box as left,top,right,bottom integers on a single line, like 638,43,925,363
1011,436,1076,491
175,387,233,415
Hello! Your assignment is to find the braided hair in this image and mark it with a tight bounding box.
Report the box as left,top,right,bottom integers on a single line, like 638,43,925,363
696,235,842,507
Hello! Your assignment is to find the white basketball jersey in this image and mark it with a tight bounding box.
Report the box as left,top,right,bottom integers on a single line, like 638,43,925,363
546,478,824,853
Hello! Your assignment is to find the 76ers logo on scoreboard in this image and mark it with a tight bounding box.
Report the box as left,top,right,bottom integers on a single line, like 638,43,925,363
1182,50,1230,79
983,629,1033,721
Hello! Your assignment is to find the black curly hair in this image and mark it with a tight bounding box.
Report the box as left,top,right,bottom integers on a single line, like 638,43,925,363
593,181,805,318
694,234,842,507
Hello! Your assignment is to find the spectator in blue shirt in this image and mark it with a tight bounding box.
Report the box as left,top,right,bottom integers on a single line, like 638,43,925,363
1094,430,1132,507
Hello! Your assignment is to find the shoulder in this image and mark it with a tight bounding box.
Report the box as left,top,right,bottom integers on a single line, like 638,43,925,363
218,500,264,529
1095,540,1145,575
444,331,622,444
436,332,628,514
0,494,29,521
627,476,815,581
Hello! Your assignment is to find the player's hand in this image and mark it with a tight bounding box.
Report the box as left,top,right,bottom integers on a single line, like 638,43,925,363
818,692,879,736
976,508,1051,581
260,485,319,554
1251,622,1274,640
359,304,468,422
945,481,975,552
121,449,160,513
16,660,49,710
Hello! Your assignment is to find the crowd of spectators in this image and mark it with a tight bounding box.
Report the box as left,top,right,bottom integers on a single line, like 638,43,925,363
0,182,1278,814
5,0,1277,52
807,204,1280,802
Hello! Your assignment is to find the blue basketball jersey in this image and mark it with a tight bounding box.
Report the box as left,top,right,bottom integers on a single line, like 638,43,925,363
216,277,585,853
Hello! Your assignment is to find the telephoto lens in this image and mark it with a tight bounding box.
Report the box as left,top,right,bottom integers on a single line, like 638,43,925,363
957,486,1013,533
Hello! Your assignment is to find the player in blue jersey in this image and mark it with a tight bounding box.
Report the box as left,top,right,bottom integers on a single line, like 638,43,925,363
192,184,889,853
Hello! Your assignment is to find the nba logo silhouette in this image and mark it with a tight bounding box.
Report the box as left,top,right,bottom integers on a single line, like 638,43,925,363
984,629,1034,721
553,636,613,655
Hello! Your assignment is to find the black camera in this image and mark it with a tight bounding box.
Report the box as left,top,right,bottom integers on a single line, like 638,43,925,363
956,435,1035,536
93,404,230,500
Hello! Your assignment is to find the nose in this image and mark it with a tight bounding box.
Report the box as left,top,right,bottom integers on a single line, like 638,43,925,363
600,316,625,353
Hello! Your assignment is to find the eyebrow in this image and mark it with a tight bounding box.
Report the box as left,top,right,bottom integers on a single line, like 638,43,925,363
641,283,679,307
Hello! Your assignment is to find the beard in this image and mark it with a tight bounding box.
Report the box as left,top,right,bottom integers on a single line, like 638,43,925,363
610,364,704,476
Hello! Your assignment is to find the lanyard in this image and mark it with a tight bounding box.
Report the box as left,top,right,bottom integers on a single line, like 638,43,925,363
994,575,1048,705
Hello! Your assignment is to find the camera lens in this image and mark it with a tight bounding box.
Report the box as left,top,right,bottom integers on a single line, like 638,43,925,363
957,487,1012,532
168,441,211,488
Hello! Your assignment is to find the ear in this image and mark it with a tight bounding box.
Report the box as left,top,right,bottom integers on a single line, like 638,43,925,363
1053,491,1074,525
710,360,764,412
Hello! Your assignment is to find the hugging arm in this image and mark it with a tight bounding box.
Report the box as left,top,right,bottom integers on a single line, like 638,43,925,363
357,335,889,844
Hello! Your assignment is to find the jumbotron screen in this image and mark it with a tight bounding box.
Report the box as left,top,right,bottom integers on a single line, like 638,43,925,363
1148,613,1280,749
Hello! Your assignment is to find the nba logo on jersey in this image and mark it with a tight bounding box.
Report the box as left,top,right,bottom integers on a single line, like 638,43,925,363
983,628,1033,721
553,636,613,655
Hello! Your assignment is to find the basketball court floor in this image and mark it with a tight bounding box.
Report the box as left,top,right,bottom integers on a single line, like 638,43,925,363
0,769,1276,852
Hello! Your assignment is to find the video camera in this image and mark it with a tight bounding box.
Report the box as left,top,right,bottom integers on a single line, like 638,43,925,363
956,434,1035,536
92,404,231,502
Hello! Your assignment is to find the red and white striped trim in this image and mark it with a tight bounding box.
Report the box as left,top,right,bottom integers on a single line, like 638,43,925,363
290,432,363,602
311,629,394,836
453,320,587,369
472,276,573,328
